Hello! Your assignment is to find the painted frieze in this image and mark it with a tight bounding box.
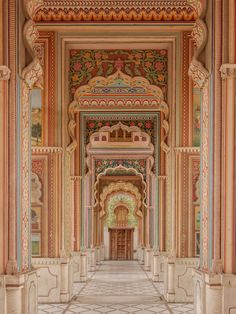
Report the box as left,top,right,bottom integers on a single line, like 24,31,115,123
69,49,168,101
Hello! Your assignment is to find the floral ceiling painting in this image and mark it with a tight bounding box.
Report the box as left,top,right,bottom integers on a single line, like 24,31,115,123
69,49,168,101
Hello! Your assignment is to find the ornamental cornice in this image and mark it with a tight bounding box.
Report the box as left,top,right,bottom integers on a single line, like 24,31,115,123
0,66,11,80
220,64,236,79
31,146,63,154
33,0,198,23
174,146,200,153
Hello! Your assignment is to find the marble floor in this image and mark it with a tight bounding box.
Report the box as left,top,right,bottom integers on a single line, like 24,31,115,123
38,261,194,314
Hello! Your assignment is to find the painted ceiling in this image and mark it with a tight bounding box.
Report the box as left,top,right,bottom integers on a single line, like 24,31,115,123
33,0,198,23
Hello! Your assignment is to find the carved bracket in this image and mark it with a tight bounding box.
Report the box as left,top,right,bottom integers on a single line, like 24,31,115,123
188,0,209,88
0,66,11,80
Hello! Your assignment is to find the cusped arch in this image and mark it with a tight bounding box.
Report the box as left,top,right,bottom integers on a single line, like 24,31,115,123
67,70,169,153
105,192,139,228
94,165,147,208
99,181,143,219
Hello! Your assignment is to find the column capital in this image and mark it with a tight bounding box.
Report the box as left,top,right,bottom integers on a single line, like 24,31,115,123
220,64,236,79
0,66,11,80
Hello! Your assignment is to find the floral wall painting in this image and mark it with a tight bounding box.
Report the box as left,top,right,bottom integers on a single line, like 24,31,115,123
69,49,168,101
31,233,41,256
31,206,41,231
193,88,201,147
195,205,200,231
195,232,200,256
31,88,43,146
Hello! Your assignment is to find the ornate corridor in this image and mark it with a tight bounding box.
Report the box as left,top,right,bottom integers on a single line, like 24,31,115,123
1,1,236,314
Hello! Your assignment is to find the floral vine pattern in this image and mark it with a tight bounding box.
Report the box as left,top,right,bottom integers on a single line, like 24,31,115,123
95,159,146,179
69,49,168,101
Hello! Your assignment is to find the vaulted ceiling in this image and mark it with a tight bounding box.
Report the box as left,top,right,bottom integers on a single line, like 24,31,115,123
33,0,199,23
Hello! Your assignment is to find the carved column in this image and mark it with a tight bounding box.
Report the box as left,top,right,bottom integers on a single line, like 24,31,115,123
220,64,236,273
158,176,167,252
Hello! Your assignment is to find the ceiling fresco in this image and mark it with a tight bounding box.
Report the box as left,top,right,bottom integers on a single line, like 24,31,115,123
33,0,198,23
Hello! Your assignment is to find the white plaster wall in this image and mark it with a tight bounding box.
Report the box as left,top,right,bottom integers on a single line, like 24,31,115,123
32,257,73,303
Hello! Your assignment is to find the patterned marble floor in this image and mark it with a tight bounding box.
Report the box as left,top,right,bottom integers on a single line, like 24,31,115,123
38,261,194,314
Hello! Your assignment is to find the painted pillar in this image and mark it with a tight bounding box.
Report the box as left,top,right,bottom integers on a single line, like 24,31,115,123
220,64,236,273
158,176,167,252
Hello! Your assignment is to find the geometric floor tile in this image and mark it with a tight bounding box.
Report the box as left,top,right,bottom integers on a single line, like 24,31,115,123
38,261,194,314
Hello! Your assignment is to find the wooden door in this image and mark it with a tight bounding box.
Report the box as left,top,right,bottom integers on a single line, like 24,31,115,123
109,228,134,260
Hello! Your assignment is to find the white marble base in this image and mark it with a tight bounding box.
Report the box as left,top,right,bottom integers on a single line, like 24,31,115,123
151,251,167,282
100,244,105,261
138,247,145,265
144,248,152,271
71,251,81,281
0,270,38,314
194,269,236,314
88,248,96,272
32,257,73,303
96,246,101,265
164,256,199,303
79,252,88,282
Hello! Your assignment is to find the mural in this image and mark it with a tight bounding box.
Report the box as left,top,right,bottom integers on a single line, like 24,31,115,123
95,159,146,178
69,49,168,101
31,206,41,231
31,89,43,146
32,233,41,256
193,88,201,146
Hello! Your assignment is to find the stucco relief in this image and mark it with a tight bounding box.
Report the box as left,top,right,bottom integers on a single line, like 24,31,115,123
31,172,42,204
0,66,11,80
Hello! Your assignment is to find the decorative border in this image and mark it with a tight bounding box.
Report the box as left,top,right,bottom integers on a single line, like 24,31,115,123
33,1,198,23
36,31,57,146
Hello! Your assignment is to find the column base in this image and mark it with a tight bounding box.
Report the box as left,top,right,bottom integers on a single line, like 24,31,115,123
96,246,101,265
152,251,167,282
0,270,38,314
194,269,236,314
71,251,81,281
144,248,152,271
32,257,73,303
88,248,96,272
138,247,145,265
79,252,88,282
163,256,199,303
